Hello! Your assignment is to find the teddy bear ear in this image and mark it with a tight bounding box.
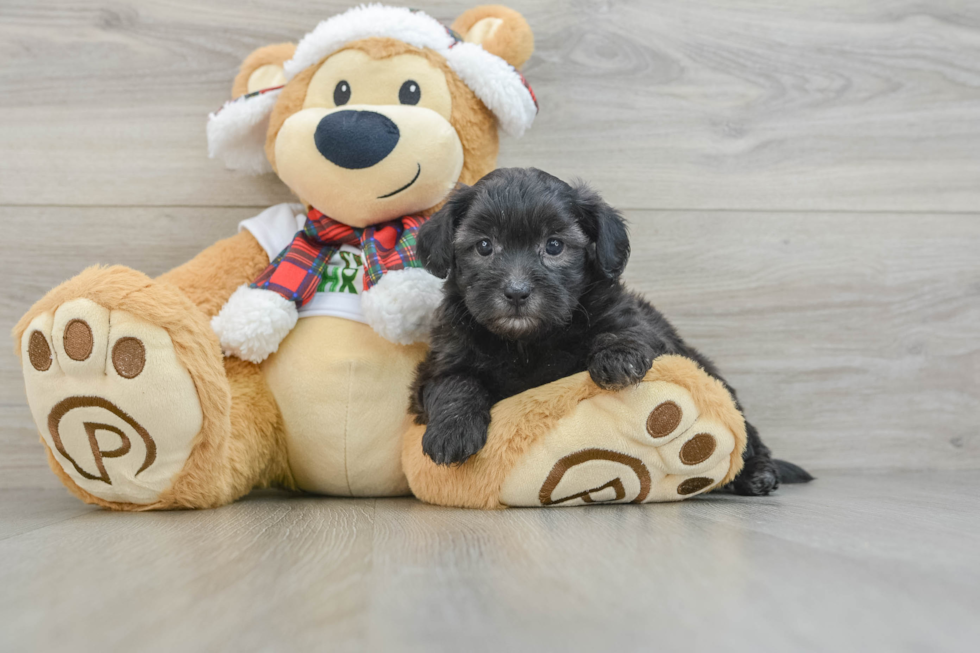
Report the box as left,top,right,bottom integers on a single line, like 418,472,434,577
231,43,296,98
451,5,534,70
208,43,295,174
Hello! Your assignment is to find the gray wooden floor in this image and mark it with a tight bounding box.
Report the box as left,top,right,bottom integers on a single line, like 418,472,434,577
2,471,979,652
1,1,979,651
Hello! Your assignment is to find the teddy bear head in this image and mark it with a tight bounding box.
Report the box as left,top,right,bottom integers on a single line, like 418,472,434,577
208,4,536,227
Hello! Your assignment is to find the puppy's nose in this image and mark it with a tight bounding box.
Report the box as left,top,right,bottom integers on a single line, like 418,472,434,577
314,110,400,169
503,280,532,305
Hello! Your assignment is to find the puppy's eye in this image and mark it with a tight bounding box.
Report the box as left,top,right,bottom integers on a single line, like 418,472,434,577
545,238,565,256
476,239,493,256
399,80,421,105
334,81,351,106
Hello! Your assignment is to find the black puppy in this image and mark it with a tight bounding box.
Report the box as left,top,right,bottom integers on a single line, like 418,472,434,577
410,167,811,496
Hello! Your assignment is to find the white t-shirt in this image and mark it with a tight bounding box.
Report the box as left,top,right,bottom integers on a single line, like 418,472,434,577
240,203,366,323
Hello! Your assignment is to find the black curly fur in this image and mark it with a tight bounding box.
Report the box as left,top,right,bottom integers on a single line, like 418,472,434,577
410,167,811,495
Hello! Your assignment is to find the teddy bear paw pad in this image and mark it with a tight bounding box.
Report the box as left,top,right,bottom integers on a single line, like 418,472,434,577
21,299,203,505
498,381,736,506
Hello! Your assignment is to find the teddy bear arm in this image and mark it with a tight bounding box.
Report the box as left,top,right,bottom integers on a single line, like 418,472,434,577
157,230,271,318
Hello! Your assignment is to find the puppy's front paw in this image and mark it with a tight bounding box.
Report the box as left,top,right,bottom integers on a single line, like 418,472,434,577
588,345,652,390
422,412,490,466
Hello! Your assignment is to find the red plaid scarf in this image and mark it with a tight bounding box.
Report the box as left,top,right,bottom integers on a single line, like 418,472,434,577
252,208,427,306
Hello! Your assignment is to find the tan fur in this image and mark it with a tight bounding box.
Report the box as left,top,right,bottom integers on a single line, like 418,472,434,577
222,357,295,493
264,64,315,174
452,5,535,69
263,38,498,184
443,57,499,185
13,265,288,510
403,355,747,509
232,43,296,98
158,230,270,318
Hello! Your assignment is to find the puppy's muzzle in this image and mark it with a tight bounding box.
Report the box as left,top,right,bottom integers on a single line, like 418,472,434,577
314,110,399,169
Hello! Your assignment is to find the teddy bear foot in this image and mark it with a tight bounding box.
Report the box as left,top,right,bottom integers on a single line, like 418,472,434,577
16,266,232,509
499,378,741,506
403,355,748,509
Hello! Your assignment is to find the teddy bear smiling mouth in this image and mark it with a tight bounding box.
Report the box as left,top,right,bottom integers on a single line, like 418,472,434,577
377,162,421,199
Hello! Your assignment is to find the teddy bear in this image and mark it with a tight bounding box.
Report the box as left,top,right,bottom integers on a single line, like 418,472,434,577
14,4,747,511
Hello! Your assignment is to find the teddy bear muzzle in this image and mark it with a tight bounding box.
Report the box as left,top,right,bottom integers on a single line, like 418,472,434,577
274,104,464,228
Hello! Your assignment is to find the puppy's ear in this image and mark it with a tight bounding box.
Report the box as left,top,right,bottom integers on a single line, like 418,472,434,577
418,185,475,278
572,182,630,279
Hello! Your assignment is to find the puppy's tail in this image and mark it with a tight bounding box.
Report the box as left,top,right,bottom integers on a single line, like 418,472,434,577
774,458,814,484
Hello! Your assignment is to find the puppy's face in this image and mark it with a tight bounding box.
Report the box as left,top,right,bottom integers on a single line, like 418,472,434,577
453,183,590,339
419,168,630,340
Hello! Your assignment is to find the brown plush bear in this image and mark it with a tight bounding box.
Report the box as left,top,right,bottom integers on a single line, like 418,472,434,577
14,4,746,511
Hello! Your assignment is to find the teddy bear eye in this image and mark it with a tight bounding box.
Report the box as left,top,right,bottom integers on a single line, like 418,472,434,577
399,80,421,105
476,239,493,256
545,238,564,255
334,81,351,106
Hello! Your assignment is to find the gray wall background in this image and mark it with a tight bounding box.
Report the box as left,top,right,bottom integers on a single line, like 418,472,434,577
1,0,977,488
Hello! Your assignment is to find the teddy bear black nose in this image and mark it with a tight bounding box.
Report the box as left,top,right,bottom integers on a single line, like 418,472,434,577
314,110,400,169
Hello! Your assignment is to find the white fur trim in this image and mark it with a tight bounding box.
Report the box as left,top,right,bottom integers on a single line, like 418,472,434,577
361,268,444,345
207,88,281,173
211,284,298,363
284,4,455,80
444,42,537,138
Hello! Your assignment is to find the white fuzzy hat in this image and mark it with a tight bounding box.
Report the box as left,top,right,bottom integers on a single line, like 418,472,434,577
208,3,538,174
